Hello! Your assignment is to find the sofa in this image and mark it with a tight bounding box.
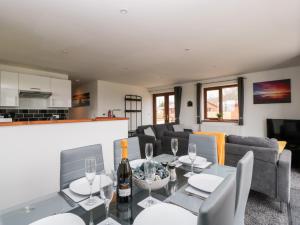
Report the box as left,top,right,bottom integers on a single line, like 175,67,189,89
225,135,291,207
135,123,192,157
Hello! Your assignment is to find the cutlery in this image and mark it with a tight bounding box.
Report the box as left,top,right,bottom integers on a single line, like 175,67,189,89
59,192,77,208
185,191,207,200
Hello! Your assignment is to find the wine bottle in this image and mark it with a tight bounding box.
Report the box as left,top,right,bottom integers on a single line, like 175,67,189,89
117,139,132,203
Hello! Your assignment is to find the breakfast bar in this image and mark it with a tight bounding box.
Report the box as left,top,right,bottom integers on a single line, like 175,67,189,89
0,118,128,211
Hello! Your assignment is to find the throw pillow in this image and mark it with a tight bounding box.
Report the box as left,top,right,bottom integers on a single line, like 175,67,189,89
173,124,184,132
278,141,287,154
144,127,156,138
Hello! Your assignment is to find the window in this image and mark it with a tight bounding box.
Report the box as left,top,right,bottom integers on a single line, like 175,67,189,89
153,92,175,124
204,85,239,121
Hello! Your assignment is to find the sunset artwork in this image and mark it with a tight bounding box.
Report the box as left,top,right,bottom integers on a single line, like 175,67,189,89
253,79,291,104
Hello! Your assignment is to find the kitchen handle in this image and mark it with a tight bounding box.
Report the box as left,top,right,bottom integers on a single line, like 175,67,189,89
30,88,41,90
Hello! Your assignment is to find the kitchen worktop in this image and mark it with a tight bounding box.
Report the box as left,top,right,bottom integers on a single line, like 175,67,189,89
0,117,128,127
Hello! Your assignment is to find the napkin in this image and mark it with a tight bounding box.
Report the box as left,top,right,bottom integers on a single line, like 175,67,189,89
185,186,210,199
165,187,204,214
62,188,88,203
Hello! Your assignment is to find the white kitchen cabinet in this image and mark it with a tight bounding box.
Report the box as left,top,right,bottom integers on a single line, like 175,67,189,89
48,78,71,108
0,71,19,107
19,74,51,92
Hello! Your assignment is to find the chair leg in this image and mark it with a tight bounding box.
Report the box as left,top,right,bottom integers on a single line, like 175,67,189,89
280,202,285,213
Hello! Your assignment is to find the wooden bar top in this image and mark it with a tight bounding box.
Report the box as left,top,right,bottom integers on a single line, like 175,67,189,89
0,117,128,127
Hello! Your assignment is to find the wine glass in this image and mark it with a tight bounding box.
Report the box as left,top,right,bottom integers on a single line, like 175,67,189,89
85,157,97,205
145,143,153,160
100,172,114,225
171,138,178,160
188,143,197,175
144,161,156,207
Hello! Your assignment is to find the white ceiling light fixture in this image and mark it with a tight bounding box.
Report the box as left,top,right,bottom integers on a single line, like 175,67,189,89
120,9,128,14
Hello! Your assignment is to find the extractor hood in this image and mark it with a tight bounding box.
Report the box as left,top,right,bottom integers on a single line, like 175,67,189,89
19,90,52,98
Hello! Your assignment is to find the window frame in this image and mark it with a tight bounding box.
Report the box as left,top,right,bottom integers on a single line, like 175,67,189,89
204,84,239,122
152,92,175,124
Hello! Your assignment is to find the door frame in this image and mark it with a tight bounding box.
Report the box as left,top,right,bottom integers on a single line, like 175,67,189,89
153,92,174,124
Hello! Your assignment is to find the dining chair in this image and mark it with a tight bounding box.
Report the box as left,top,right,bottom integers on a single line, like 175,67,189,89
113,137,141,170
198,174,236,225
234,151,254,225
189,134,218,164
60,144,104,190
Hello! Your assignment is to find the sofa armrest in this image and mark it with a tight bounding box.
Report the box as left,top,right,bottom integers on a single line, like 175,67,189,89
277,150,292,203
184,129,193,133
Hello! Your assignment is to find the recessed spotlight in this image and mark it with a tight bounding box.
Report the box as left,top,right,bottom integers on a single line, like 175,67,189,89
120,9,128,14
62,49,69,54
185,48,191,51
75,79,80,82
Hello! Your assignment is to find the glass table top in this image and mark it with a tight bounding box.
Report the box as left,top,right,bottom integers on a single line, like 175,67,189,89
0,154,236,225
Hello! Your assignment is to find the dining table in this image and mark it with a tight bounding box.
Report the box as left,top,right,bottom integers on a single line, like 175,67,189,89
0,154,236,225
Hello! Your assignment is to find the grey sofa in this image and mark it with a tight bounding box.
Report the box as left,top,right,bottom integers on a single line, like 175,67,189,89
225,135,291,208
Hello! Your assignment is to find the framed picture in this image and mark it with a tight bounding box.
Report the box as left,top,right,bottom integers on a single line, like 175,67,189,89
72,92,90,107
253,79,291,104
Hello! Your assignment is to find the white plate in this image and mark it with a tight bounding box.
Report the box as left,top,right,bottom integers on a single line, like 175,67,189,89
29,213,85,225
69,175,112,196
130,159,145,169
133,203,197,225
188,173,224,193
178,155,207,166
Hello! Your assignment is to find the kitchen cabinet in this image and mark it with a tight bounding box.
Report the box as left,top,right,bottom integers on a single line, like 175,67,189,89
0,71,19,107
19,74,51,92
48,78,71,108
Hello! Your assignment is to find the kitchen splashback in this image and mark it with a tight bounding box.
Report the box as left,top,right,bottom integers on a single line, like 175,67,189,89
0,108,69,121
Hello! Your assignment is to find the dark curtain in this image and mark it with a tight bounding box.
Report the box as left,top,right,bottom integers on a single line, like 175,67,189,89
237,77,244,125
174,86,182,124
196,83,202,124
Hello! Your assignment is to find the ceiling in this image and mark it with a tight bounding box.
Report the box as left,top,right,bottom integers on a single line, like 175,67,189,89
0,0,300,87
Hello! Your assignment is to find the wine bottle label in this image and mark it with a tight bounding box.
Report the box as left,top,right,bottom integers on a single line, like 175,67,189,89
118,188,131,197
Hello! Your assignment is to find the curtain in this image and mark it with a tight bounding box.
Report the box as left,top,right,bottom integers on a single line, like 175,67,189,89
196,83,202,124
237,77,244,125
174,86,182,124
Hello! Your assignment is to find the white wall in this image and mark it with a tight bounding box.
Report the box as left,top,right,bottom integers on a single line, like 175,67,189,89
150,66,300,137
241,66,300,136
69,81,98,119
97,80,152,128
0,120,128,211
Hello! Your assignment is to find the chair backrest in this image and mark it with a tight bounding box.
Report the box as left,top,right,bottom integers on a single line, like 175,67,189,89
189,134,218,164
234,151,254,225
114,137,141,170
198,174,236,225
60,144,104,190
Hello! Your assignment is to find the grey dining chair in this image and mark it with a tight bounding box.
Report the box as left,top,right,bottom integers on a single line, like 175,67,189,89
60,144,104,190
198,174,236,225
113,137,141,170
189,134,218,164
234,151,254,225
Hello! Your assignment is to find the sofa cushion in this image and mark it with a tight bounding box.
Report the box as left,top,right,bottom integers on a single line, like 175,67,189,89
227,135,279,149
173,124,184,132
225,143,278,164
136,125,153,135
144,127,156,138
153,124,169,139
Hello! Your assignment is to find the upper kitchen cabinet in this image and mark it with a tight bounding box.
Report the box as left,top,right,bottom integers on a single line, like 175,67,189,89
0,71,19,107
48,78,71,108
19,74,51,92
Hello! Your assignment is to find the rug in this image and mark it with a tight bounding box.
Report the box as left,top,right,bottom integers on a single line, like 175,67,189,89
244,169,300,225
